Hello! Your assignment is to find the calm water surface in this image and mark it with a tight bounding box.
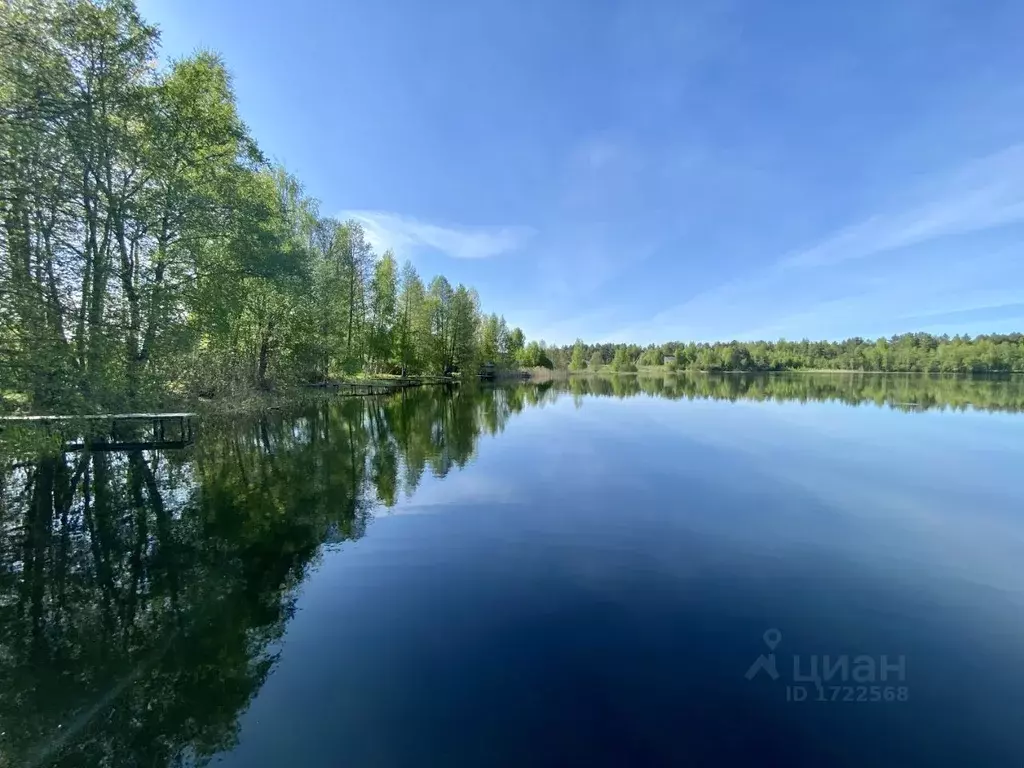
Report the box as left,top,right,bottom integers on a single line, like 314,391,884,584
3,374,1024,766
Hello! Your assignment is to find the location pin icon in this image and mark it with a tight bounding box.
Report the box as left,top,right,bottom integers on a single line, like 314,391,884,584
763,628,782,651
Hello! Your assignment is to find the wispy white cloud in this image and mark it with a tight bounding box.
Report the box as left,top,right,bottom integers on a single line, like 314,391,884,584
602,144,1024,342
559,136,651,214
781,144,1024,268
571,137,623,172
341,210,534,260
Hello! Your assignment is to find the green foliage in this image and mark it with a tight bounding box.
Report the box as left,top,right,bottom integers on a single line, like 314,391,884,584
638,347,662,367
479,314,502,365
556,334,1024,375
561,371,1024,414
367,251,399,371
609,347,637,373
548,345,569,370
396,260,426,374
0,0,544,411
506,327,525,363
569,339,587,371
3,0,1017,414
517,341,553,369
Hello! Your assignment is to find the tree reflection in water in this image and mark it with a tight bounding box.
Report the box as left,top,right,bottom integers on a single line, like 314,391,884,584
0,386,547,767
0,374,1019,765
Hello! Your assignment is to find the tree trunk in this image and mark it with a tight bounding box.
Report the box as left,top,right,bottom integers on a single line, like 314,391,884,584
257,319,275,390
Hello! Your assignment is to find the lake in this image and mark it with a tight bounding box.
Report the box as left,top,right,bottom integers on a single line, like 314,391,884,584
3,373,1024,766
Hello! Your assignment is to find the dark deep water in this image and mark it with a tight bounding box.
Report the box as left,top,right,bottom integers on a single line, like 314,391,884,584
3,373,1024,767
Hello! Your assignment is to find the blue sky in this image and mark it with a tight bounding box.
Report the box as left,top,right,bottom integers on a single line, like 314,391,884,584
140,0,1024,345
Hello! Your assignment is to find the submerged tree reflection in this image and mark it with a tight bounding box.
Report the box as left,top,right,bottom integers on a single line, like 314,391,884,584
0,374,1017,764
560,372,1024,413
0,386,543,767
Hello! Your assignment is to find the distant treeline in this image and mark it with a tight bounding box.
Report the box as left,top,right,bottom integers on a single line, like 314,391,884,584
0,0,544,412
554,372,1024,414
551,334,1024,374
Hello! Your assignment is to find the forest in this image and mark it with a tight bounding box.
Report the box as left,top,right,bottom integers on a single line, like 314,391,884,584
3,2,1020,418
555,333,1024,374
0,0,541,413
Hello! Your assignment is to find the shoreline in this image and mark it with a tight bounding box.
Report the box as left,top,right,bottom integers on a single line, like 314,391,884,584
0,376,461,419
6,369,1021,418
192,376,461,415
569,368,1024,377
